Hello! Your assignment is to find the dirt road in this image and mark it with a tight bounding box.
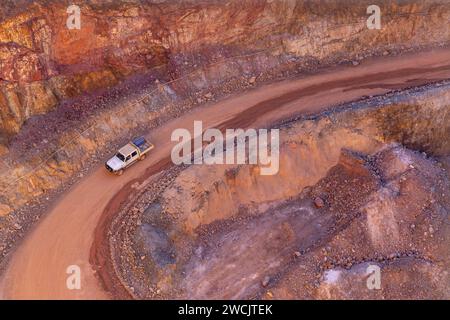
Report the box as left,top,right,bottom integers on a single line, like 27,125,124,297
1,48,449,299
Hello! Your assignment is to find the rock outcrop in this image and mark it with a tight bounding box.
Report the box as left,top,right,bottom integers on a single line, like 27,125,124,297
1,0,449,136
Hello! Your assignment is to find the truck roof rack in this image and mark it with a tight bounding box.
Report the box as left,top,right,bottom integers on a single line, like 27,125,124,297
132,136,146,147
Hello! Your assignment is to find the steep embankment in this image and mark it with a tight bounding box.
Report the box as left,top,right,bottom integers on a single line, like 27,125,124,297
110,83,450,299
1,0,449,136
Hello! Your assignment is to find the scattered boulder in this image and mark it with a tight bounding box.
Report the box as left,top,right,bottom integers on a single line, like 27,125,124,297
0,204,11,217
0,144,8,156
314,197,325,208
261,276,270,287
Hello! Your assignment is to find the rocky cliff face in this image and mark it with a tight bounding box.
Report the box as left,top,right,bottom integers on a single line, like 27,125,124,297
0,0,449,138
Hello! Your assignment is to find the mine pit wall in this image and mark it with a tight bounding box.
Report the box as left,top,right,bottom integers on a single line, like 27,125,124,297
1,0,450,137
112,83,450,299
0,0,449,266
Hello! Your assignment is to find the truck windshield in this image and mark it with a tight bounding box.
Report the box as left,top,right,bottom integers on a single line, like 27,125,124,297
116,153,126,162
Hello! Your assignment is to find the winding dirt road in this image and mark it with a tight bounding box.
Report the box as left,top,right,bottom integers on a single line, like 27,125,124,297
1,48,450,299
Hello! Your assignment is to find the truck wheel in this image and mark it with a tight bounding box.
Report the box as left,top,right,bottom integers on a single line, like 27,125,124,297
117,169,124,176
140,154,146,160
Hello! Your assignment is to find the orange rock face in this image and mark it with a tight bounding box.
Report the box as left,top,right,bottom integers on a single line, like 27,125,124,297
1,0,449,137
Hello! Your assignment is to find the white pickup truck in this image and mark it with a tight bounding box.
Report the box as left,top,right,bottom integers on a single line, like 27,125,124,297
105,136,154,175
